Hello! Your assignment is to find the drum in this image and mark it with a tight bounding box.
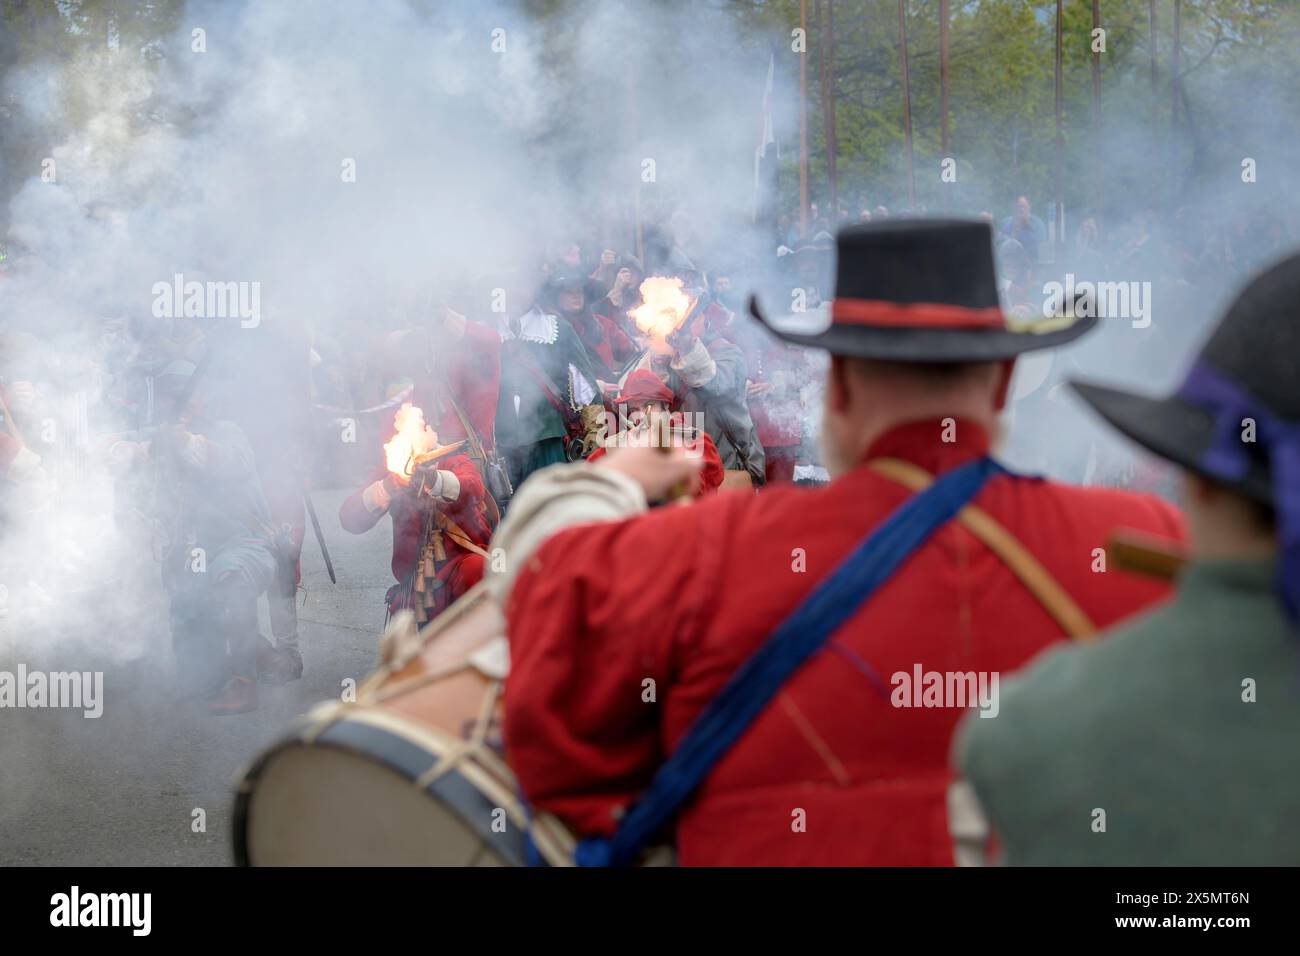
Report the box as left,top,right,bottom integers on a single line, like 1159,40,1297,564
232,583,576,866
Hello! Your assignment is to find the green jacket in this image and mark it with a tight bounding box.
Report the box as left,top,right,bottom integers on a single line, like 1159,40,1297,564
956,558,1300,865
496,309,603,449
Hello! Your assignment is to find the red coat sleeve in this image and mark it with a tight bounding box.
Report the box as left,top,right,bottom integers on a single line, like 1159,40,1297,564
340,456,489,541
697,433,725,494
339,467,387,535
503,496,733,835
441,453,491,545
444,452,485,499
597,314,637,366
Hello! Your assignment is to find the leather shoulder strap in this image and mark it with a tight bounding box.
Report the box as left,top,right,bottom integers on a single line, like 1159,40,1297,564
434,512,491,560
868,457,1096,641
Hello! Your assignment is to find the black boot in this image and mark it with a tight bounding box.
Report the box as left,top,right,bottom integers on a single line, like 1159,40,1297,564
257,639,303,684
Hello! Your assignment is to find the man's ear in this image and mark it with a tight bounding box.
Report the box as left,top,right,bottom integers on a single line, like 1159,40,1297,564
1182,471,1216,505
993,359,1016,411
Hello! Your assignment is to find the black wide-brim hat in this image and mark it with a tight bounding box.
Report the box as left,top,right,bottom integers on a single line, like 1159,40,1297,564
1069,251,1300,509
544,272,605,304
748,219,1097,362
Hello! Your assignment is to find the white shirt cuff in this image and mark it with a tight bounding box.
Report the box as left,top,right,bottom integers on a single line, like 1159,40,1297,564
436,470,461,502
671,338,716,388
487,462,646,601
362,479,392,513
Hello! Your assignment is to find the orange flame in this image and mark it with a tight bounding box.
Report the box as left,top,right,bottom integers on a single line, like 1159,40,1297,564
631,276,694,339
384,403,439,477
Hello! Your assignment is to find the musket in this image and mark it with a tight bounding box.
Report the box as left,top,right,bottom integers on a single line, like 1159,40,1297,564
1108,530,1186,581
407,439,467,473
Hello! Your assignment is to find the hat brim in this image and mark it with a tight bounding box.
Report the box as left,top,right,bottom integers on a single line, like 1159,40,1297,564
1068,379,1274,507
748,295,1098,362
545,276,606,301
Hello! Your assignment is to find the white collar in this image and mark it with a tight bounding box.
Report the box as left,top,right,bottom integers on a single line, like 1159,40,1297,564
502,306,559,345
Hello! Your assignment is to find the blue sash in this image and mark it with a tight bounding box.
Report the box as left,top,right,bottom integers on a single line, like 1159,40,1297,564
573,454,1004,866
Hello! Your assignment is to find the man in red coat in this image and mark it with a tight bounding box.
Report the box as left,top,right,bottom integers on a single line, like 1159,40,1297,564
587,369,725,497
339,409,493,624
488,221,1186,865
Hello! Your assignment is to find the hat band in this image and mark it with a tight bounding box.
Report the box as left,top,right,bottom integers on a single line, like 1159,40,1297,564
1178,360,1300,625
831,298,1005,330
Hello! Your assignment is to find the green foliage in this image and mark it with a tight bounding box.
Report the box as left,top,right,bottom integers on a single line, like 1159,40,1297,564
2,0,1295,229
733,0,1297,221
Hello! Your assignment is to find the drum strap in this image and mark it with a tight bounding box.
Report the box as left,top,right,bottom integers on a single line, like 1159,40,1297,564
573,454,1005,867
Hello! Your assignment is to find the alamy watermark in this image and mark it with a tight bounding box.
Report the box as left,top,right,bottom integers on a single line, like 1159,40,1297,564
597,408,707,458
151,272,261,327
1042,273,1151,328
50,886,150,936
1,664,103,718
890,664,999,718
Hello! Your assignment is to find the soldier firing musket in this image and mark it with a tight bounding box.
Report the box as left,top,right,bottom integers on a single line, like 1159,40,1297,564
586,368,723,498
339,403,492,626
617,274,766,489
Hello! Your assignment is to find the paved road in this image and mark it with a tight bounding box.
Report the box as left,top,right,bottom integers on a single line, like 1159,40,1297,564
0,488,393,865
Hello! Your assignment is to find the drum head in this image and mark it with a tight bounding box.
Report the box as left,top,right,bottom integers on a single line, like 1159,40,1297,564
241,743,506,866
235,586,576,866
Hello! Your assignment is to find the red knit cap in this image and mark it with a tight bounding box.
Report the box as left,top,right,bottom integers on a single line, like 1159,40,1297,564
614,369,674,407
